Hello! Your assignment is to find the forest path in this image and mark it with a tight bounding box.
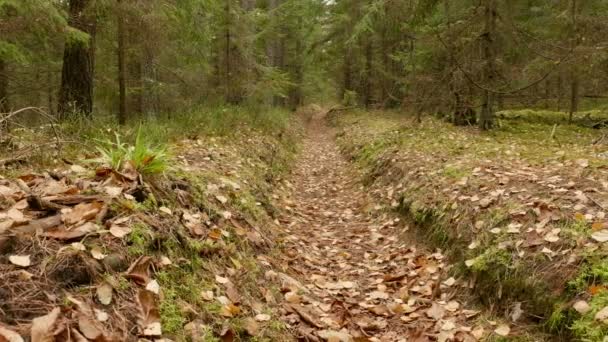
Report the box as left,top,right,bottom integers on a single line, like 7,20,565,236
275,112,487,341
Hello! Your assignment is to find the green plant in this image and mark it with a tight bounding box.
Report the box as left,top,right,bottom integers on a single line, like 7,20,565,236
92,127,169,176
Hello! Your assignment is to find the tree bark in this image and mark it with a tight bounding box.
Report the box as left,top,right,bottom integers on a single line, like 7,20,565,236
58,0,96,117
117,0,127,125
341,47,353,104
363,38,373,108
0,58,8,114
224,0,234,104
568,0,579,124
479,0,496,130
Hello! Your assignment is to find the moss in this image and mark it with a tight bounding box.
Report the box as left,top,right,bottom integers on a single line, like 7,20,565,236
571,291,608,341
442,165,471,179
127,223,153,256
159,287,188,335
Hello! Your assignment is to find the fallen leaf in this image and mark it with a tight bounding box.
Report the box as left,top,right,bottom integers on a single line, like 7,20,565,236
285,292,301,304
96,282,113,305
592,230,608,243
287,304,323,328
146,280,160,295
90,247,106,260
78,314,103,340
317,329,352,342
595,306,608,321
426,303,445,320
126,256,152,285
0,326,24,342
215,275,230,284
573,300,591,314
201,290,214,301
510,302,523,322
62,201,103,226
494,324,510,337
255,313,271,322
109,224,132,238
9,255,31,267
31,307,61,342
243,318,259,336
220,304,241,317
159,206,172,215
137,290,162,336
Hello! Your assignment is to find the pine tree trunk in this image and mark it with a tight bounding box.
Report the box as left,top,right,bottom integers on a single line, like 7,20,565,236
0,58,8,114
341,48,352,104
479,0,496,130
568,0,579,124
58,0,96,117
290,18,304,110
117,0,127,125
363,38,373,108
224,0,234,104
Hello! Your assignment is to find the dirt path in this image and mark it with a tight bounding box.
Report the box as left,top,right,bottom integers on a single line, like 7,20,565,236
275,114,490,341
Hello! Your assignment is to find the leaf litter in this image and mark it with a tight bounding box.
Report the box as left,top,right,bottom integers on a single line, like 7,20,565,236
0,130,300,340
273,118,494,341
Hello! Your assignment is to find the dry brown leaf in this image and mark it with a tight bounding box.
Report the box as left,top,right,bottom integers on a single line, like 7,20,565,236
109,224,131,238
31,307,61,342
126,256,152,286
44,222,99,240
225,282,241,304
243,318,259,336
77,314,103,340
286,304,324,328
62,201,104,226
137,290,162,336
220,304,241,317
425,302,445,320
0,326,23,342
494,324,510,337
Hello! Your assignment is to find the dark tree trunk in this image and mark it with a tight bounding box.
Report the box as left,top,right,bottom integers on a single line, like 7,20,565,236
224,0,234,104
289,18,304,110
363,38,373,108
341,48,353,104
568,0,579,124
58,0,96,117
0,58,9,114
479,0,496,130
117,0,127,125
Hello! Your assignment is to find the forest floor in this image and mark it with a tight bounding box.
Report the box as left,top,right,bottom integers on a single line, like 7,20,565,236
330,109,608,341
273,111,501,341
3,106,608,341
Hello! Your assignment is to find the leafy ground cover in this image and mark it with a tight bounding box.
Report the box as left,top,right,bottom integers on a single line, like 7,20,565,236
0,106,299,341
333,109,608,340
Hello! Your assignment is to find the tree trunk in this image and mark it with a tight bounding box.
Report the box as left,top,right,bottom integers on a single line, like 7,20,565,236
363,38,373,108
290,18,304,110
479,0,496,130
568,0,579,124
117,0,127,125
569,75,579,123
0,58,8,114
341,47,353,104
224,0,234,104
58,0,96,117
557,72,563,111
544,78,550,109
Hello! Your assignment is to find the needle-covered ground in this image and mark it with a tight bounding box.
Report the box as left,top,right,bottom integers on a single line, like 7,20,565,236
271,112,504,341
332,109,608,341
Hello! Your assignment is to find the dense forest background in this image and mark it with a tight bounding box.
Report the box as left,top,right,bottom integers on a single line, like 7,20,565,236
1,0,608,129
